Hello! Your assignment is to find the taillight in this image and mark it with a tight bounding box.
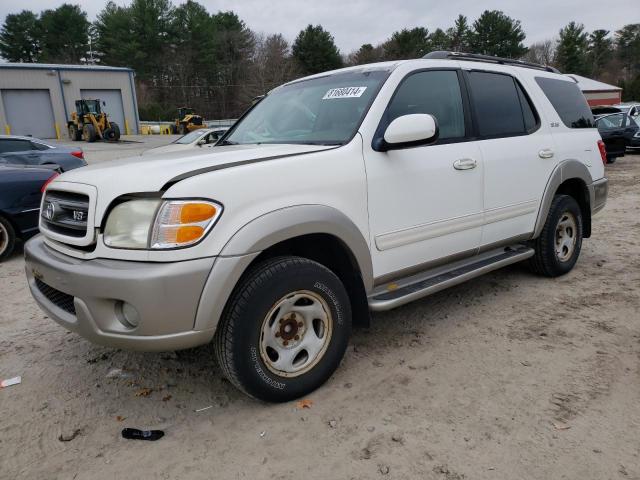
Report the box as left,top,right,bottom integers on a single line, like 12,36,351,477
597,140,607,165
41,172,59,193
71,150,84,159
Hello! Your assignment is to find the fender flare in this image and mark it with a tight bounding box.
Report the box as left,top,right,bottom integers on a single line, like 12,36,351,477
532,159,593,238
193,205,373,332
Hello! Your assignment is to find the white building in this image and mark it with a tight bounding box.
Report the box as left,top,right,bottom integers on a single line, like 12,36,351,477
0,63,140,139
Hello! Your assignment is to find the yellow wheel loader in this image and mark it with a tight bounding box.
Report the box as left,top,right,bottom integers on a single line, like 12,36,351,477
68,99,121,143
172,107,205,135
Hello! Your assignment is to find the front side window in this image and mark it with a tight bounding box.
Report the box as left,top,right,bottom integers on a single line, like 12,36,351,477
535,77,595,128
385,70,466,140
225,69,390,146
468,71,533,138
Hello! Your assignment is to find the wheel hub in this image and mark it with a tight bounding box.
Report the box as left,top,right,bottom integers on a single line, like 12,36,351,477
259,290,333,378
555,212,577,262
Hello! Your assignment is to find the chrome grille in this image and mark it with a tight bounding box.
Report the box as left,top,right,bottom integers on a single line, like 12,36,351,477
41,191,89,238
35,278,76,315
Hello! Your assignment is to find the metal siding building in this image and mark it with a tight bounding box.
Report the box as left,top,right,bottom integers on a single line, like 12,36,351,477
0,63,140,138
566,74,623,107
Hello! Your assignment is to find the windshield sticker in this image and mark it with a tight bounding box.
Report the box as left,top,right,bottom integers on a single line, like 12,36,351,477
322,86,367,100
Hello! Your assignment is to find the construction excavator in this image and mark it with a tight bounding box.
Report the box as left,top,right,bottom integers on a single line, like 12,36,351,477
67,99,120,142
172,107,205,135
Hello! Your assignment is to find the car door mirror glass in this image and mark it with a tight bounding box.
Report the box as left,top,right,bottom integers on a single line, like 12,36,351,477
380,114,438,151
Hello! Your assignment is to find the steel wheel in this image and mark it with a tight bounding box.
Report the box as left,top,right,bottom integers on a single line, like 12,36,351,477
0,221,8,257
259,290,333,378
555,211,577,262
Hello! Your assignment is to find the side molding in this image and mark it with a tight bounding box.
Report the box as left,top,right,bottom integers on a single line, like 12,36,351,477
532,160,593,239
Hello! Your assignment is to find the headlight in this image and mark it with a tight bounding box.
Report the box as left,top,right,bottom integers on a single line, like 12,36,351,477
104,199,161,248
103,198,222,249
634,131,640,138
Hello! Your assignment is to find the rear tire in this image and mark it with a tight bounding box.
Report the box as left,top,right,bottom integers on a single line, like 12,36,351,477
214,256,352,402
529,194,583,277
110,122,121,141
83,124,97,142
0,216,16,262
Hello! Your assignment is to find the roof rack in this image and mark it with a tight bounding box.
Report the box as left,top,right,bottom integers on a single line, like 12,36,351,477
423,51,560,73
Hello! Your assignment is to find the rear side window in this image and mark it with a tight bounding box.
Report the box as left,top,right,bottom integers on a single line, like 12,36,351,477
535,77,595,128
467,71,537,138
386,70,466,140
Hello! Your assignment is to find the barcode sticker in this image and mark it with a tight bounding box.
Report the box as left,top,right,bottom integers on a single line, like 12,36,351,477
323,86,367,99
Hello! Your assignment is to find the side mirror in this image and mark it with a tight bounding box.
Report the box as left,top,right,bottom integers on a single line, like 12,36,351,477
374,114,439,152
197,138,206,146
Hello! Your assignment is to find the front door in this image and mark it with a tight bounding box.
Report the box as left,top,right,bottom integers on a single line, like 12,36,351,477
364,69,484,279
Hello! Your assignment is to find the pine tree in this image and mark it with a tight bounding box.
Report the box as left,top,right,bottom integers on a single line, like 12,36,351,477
0,10,41,62
469,10,527,58
556,22,589,75
292,25,342,74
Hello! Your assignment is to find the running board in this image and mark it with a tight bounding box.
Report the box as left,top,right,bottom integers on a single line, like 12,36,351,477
368,245,534,311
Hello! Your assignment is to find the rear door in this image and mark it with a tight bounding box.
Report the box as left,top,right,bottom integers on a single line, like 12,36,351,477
463,68,556,247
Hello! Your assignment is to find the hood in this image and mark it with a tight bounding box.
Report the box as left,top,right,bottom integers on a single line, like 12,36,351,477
141,143,195,156
51,143,334,217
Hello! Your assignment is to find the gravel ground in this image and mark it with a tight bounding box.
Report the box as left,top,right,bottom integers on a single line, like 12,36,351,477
1,148,639,479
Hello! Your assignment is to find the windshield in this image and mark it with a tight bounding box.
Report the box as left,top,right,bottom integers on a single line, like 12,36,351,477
224,69,390,145
174,130,206,144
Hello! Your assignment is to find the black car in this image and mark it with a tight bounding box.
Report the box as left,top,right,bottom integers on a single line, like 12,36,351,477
594,112,638,162
0,135,87,172
0,165,58,261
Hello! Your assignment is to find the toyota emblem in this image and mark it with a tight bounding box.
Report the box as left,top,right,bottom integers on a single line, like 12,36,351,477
44,201,55,220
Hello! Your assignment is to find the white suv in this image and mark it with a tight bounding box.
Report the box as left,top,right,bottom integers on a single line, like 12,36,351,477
25,52,608,402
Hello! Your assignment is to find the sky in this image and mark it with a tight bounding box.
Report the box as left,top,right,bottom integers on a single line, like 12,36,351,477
1,0,639,54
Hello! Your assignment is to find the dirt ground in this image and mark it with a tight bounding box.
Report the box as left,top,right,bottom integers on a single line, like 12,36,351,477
1,148,639,480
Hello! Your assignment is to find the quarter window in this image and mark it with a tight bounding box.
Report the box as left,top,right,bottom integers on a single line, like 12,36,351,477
468,71,536,137
535,77,595,128
386,70,466,140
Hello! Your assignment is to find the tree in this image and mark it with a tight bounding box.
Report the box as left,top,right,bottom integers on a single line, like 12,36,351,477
382,27,431,60
429,28,451,51
556,22,589,75
252,34,299,93
0,10,41,62
39,4,89,63
292,24,342,74
94,2,137,67
447,15,471,52
616,24,640,80
523,40,556,66
349,43,384,65
588,30,613,78
469,10,527,58
127,0,175,78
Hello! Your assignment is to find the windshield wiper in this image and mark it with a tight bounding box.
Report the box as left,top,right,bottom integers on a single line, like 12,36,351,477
219,139,239,145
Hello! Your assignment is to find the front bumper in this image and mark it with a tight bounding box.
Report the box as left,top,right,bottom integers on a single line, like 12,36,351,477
589,177,608,215
24,235,217,351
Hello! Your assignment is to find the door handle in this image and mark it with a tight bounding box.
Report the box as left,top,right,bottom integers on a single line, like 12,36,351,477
453,158,477,170
538,149,554,159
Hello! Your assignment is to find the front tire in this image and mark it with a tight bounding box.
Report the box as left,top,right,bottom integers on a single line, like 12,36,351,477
83,124,97,142
215,256,352,402
529,194,583,277
0,216,16,262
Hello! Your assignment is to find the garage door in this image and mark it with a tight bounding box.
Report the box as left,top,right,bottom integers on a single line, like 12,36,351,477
81,89,125,132
2,89,56,138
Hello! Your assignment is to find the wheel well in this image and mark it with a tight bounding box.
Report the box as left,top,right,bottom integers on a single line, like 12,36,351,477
556,178,591,238
251,233,371,327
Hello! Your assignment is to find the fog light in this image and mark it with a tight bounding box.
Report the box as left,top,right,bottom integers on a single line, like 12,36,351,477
116,301,140,329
